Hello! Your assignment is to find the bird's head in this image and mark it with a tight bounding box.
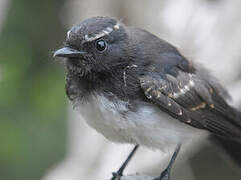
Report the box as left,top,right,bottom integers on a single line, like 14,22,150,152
54,17,131,77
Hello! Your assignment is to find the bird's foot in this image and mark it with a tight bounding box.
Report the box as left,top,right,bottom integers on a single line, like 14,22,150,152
153,168,170,180
110,145,139,180
110,172,122,180
154,144,181,180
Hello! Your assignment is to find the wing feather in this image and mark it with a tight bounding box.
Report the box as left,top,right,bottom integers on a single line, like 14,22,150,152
140,68,241,141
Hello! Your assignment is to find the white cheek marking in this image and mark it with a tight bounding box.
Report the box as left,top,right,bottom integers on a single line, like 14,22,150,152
123,64,138,88
67,30,71,39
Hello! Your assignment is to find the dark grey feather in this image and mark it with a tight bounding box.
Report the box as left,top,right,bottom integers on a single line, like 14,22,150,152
140,63,241,142
54,16,241,143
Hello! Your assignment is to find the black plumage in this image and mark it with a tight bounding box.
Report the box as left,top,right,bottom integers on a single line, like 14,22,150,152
54,16,241,143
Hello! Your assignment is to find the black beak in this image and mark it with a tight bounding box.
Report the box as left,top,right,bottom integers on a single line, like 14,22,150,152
53,47,86,58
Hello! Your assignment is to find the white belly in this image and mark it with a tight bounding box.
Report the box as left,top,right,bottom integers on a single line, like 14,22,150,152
75,95,203,151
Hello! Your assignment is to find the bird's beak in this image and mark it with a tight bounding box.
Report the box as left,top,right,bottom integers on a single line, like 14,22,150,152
53,47,86,58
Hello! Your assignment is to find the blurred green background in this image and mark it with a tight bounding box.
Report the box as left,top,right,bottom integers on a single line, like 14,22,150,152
0,0,67,179
1,0,241,180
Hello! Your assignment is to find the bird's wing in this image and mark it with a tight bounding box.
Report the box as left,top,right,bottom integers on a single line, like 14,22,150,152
139,64,241,141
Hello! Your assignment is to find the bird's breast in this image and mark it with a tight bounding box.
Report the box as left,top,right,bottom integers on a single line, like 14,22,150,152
75,94,204,150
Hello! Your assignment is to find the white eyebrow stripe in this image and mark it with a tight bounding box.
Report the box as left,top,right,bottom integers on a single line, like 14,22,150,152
106,27,113,31
84,32,107,42
83,23,120,43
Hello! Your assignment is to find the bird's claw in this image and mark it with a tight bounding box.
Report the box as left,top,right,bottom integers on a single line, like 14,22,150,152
111,172,123,180
110,145,139,180
154,144,181,180
153,168,170,180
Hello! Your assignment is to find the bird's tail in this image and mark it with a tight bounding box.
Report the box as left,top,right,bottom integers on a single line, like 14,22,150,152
212,135,241,166
212,106,241,166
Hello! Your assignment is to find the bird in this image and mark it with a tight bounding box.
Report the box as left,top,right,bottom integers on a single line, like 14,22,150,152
54,16,241,179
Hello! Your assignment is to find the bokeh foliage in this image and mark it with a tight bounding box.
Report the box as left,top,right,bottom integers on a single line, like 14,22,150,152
0,0,67,179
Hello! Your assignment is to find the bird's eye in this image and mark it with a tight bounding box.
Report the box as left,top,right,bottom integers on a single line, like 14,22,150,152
95,40,107,52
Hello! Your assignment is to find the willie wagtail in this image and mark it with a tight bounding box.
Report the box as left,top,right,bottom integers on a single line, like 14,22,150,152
54,16,241,179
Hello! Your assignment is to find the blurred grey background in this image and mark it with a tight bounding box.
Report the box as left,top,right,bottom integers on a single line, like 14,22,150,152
1,0,241,180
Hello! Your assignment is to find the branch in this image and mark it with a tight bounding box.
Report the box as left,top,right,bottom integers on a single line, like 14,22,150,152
121,175,154,180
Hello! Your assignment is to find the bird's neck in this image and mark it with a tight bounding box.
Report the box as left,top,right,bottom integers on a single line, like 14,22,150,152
65,67,143,103
65,68,122,101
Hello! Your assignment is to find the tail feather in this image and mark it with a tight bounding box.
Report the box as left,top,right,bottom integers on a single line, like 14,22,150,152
211,105,241,166
212,135,241,167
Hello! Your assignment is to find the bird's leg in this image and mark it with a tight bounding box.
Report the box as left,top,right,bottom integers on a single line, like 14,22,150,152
154,144,181,180
111,145,139,180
